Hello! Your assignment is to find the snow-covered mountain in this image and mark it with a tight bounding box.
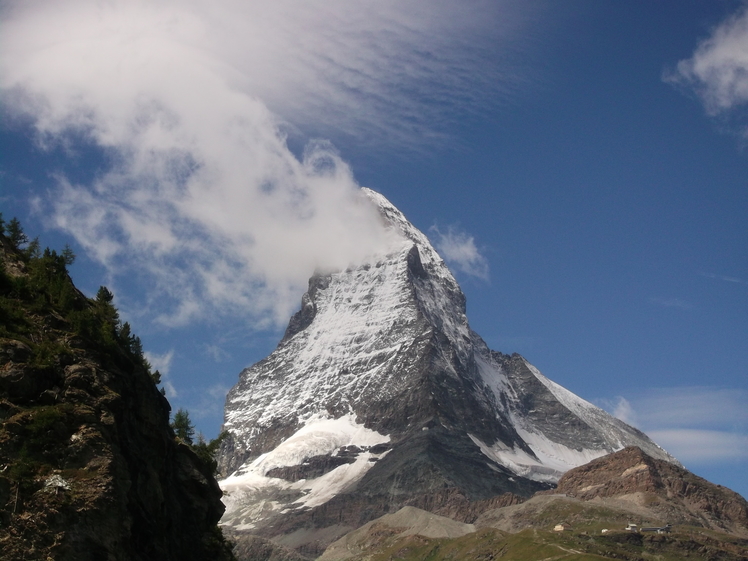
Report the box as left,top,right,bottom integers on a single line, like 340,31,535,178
216,188,678,551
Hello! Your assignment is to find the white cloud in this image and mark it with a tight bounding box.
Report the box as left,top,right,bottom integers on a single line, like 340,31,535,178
144,349,177,397
162,381,178,400
612,396,637,427
647,430,748,464
603,387,748,466
145,349,174,375
595,396,638,426
666,5,748,133
430,225,489,280
0,0,532,327
204,344,230,364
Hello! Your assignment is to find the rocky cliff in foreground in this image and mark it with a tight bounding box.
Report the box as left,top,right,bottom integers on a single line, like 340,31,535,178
0,225,234,560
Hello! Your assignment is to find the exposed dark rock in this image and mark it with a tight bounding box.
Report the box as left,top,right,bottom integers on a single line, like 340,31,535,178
0,339,31,365
266,454,356,482
404,488,526,524
281,274,331,343
405,244,427,280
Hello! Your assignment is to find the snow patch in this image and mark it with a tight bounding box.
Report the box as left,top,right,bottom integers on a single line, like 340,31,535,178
295,451,384,509
231,413,389,478
468,432,606,484
220,413,390,528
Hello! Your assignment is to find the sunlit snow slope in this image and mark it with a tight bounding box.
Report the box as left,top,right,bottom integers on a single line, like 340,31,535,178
217,188,678,534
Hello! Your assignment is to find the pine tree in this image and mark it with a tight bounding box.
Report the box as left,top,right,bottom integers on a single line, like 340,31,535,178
171,408,195,445
96,286,114,304
7,217,28,248
61,244,75,266
192,430,229,475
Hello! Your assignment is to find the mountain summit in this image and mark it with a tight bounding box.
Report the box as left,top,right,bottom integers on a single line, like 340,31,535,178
216,188,677,555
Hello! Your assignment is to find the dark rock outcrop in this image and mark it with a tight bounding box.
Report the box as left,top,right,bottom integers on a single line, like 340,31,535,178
404,488,526,524
265,453,357,482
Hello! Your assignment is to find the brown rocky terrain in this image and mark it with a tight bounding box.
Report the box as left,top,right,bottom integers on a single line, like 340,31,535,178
0,226,234,559
314,448,748,561
550,446,748,537
318,506,476,561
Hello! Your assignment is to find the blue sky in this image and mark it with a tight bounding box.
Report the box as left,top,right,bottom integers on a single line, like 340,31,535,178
1,1,746,498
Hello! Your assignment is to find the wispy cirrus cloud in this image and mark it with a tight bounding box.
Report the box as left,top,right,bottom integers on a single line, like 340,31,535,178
191,383,233,422
649,297,694,310
700,271,745,284
665,4,748,135
204,344,231,364
601,388,748,465
0,0,535,328
430,224,490,280
631,387,748,429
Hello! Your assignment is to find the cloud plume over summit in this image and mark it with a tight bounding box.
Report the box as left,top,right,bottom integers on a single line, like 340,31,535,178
0,0,527,326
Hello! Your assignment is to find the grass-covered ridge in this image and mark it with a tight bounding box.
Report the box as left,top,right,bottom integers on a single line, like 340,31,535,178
332,521,748,561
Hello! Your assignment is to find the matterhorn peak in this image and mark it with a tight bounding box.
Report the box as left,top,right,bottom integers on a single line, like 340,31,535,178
216,188,678,554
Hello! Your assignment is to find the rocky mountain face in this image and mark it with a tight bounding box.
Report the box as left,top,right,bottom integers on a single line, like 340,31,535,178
0,231,234,560
216,189,678,557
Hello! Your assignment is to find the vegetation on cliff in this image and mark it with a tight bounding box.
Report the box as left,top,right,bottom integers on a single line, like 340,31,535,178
0,215,153,381
0,215,234,560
